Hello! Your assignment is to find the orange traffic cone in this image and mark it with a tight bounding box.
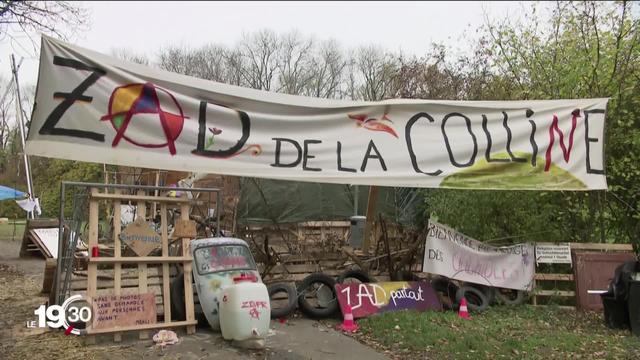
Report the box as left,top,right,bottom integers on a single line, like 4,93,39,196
338,304,359,332
458,297,470,319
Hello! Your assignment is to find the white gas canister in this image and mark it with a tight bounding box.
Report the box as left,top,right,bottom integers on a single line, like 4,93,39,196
219,274,270,341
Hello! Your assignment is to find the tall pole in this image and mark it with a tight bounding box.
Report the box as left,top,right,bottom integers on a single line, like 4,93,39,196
354,185,359,216
11,54,35,218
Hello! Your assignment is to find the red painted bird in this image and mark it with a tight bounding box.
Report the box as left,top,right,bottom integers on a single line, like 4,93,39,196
347,113,398,138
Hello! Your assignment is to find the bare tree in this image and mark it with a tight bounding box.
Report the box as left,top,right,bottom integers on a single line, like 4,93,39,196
0,1,88,45
222,48,245,86
0,77,13,149
194,45,228,82
238,30,280,91
304,39,347,99
277,31,313,95
157,46,196,76
111,48,150,66
355,46,398,101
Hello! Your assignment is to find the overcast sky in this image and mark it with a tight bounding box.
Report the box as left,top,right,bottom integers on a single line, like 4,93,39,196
1,1,526,86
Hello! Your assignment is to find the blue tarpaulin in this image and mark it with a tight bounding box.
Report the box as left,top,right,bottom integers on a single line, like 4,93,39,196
0,185,27,201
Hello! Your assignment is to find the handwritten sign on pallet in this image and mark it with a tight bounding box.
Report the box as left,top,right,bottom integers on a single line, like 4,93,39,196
120,218,161,256
92,293,157,330
335,281,441,319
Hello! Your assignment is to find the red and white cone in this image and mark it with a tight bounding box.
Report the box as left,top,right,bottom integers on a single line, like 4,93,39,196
338,304,358,332
458,297,470,319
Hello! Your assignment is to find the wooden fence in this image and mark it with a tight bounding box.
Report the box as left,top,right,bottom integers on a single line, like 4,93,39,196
531,242,634,308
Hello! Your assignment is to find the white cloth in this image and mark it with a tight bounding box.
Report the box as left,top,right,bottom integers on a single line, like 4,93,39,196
25,36,609,190
15,198,41,216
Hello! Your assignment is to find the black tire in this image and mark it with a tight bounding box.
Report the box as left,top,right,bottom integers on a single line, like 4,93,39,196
171,272,208,326
431,277,460,310
390,270,421,281
268,282,297,319
467,283,496,305
297,273,339,319
494,288,527,305
337,268,377,284
456,285,490,313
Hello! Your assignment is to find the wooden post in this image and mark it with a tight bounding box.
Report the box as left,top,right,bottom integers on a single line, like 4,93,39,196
136,190,149,340
181,202,196,334
362,186,379,255
152,170,160,216
86,188,99,345
112,189,122,342
161,203,171,323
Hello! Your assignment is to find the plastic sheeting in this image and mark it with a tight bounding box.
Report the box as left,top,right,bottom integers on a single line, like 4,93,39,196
0,185,26,201
236,178,424,227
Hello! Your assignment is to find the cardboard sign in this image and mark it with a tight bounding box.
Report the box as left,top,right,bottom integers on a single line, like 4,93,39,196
423,221,535,291
334,281,441,319
172,219,197,238
535,244,572,265
120,218,161,256
92,293,157,329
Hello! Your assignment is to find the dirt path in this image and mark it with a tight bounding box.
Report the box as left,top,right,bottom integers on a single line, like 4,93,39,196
0,237,388,360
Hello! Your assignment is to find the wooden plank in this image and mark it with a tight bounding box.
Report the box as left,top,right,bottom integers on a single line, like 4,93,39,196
569,243,633,251
26,218,59,228
112,190,122,342
91,193,197,203
298,221,351,228
531,279,537,306
535,290,575,297
534,273,574,281
362,186,379,255
161,203,171,323
181,202,196,334
88,256,192,264
86,188,99,345
86,320,198,335
136,190,149,340
535,242,633,251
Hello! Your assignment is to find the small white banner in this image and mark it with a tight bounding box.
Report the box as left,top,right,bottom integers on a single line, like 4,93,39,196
535,244,572,265
422,220,535,291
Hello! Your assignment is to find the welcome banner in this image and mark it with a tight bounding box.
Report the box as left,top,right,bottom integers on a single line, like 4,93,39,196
26,36,608,190
422,221,535,291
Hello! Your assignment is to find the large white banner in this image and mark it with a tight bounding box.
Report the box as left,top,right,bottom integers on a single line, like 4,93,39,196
422,221,535,291
26,36,608,190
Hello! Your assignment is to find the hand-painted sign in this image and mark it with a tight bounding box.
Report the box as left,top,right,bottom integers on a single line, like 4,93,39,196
334,281,441,318
92,293,156,330
535,244,572,265
25,36,608,190
422,220,535,291
120,218,161,256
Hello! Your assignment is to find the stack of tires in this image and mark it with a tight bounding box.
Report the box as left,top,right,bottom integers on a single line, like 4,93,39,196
433,277,528,313
266,268,377,319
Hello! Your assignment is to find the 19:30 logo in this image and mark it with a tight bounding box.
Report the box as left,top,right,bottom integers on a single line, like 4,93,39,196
32,295,92,335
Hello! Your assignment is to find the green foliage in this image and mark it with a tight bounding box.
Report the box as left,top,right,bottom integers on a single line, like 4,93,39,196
29,158,103,218
358,306,640,359
423,2,640,249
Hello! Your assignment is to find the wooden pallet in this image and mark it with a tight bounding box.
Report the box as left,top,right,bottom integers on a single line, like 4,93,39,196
82,188,197,343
